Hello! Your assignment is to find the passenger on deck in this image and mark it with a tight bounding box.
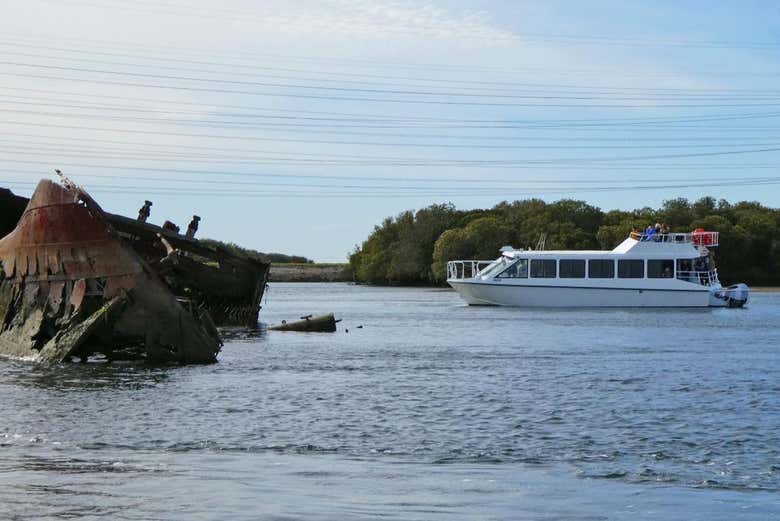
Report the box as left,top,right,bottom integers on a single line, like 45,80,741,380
694,256,708,285
653,223,662,241
630,227,641,240
660,223,670,241
643,224,656,241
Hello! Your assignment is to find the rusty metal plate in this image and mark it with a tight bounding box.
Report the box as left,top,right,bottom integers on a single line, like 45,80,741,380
70,279,86,310
48,281,65,314
103,274,136,299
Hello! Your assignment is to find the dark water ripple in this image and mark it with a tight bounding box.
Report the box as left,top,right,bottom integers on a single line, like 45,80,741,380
1,284,779,519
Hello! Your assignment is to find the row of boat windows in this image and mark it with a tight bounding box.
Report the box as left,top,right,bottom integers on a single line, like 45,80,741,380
495,258,681,279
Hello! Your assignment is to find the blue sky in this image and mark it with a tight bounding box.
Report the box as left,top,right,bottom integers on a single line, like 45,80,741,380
1,1,779,261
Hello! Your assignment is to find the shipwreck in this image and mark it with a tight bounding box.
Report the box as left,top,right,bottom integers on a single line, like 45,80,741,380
0,178,270,364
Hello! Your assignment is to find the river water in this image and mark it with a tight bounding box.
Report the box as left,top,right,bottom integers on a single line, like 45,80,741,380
1,283,779,520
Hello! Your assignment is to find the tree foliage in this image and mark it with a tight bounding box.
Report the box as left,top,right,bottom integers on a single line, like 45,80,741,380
349,197,780,286
199,239,312,264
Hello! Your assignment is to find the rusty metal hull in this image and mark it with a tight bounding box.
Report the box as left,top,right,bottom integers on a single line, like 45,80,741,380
0,180,221,364
1,186,270,329
107,214,270,327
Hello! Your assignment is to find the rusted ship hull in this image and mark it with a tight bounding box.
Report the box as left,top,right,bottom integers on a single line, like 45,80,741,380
0,180,224,363
1,185,270,330
106,214,269,327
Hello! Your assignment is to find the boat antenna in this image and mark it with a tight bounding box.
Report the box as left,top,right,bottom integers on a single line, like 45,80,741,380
535,232,547,251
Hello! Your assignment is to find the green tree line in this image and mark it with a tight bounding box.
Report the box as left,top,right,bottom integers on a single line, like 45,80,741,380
348,197,780,286
199,239,313,264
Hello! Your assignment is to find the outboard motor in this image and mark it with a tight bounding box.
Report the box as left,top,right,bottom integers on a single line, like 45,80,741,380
723,283,750,308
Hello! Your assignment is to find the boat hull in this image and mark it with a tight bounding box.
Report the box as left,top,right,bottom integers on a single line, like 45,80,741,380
448,280,725,308
0,180,222,364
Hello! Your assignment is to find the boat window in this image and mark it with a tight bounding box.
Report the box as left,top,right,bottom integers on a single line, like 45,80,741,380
618,259,644,278
559,259,585,278
676,259,693,272
588,259,614,278
497,258,528,278
479,258,510,278
694,256,709,272
530,259,557,278
648,259,674,278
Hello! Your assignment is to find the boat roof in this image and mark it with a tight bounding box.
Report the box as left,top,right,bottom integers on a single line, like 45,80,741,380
502,236,706,259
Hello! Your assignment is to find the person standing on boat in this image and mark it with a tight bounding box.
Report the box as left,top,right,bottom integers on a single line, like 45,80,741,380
653,223,662,241
644,224,656,241
660,223,670,242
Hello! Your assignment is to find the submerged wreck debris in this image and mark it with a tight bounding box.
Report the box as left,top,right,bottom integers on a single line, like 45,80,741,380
106,211,269,327
0,178,270,364
269,313,339,333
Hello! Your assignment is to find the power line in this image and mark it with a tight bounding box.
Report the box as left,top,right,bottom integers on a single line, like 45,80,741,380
5,97,780,133
5,135,780,176
4,168,779,189
7,67,780,108
4,176,780,200
3,42,780,96
5,86,780,128
6,133,780,155
5,108,780,151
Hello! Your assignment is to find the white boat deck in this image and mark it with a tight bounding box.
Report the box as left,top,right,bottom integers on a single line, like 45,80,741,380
444,230,747,308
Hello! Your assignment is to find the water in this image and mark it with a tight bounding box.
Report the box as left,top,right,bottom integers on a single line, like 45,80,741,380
1,283,779,520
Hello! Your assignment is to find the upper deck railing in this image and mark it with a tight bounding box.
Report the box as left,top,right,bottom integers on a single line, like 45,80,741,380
630,230,718,247
447,260,493,281
677,269,720,286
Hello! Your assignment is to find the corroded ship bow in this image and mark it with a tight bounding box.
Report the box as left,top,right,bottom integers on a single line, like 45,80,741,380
0,180,222,363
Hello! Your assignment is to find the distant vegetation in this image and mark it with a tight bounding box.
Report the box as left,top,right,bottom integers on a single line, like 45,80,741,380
348,198,780,286
270,263,352,282
199,239,313,264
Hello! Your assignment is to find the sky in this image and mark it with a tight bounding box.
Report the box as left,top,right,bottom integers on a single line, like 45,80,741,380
1,0,780,261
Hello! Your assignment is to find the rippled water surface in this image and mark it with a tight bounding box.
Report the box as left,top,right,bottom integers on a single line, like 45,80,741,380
1,283,779,520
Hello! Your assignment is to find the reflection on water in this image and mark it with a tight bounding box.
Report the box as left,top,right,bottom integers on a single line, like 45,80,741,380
218,326,267,343
0,283,779,520
0,359,171,391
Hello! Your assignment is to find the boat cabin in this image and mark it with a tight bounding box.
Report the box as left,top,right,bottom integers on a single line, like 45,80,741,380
448,231,720,287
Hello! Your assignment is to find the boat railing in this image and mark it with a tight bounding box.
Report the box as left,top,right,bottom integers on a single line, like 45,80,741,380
676,269,720,286
631,231,719,246
447,260,494,280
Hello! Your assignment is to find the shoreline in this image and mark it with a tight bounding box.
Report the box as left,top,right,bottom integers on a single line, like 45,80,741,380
269,263,352,283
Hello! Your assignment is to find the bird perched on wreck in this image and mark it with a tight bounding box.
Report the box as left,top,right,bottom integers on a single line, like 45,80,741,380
186,215,201,239
137,200,153,223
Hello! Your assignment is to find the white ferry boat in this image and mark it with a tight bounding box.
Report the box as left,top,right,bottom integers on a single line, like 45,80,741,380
446,230,749,308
